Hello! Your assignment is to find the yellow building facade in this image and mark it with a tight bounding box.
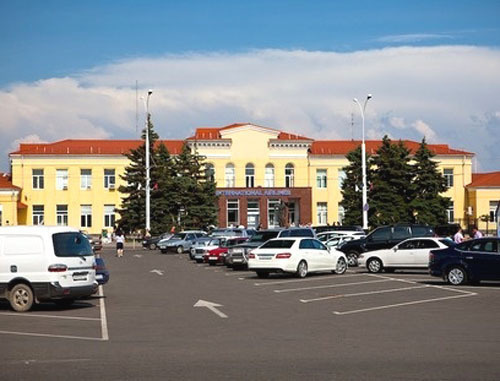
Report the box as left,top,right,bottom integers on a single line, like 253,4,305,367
5,123,494,234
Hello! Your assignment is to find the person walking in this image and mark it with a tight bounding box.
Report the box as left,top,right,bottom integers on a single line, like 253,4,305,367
471,225,483,239
115,230,125,257
453,227,464,244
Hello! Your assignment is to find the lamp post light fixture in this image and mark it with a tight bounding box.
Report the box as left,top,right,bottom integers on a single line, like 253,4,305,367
353,94,372,230
144,89,153,234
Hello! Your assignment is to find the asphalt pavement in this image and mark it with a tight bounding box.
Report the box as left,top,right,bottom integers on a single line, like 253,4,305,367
1,246,500,380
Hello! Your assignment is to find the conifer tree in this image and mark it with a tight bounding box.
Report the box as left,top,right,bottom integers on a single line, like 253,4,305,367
409,138,450,225
369,136,413,225
340,146,372,226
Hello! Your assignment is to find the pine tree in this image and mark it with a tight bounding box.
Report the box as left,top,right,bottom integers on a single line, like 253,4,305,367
369,136,413,226
340,146,372,226
409,138,450,225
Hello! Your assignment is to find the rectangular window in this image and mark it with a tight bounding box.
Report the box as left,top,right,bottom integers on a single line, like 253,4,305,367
81,169,92,189
104,205,116,228
338,170,346,190
444,168,454,188
447,204,454,223
317,202,328,225
81,205,92,228
56,205,68,226
104,169,116,189
32,205,44,225
490,201,500,222
316,169,327,188
268,199,280,228
32,169,44,189
56,169,69,190
227,199,239,227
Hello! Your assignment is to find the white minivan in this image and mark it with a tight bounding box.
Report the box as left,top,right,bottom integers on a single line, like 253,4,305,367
0,226,97,312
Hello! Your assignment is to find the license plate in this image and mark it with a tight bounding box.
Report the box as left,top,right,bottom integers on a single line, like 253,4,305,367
73,271,88,281
96,274,103,280
209,256,217,260
233,258,242,263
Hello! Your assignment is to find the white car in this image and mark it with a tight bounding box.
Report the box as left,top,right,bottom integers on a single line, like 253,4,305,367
247,237,348,279
358,237,454,273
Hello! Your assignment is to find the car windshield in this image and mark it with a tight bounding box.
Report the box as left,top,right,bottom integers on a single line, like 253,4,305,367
260,239,295,249
52,232,93,257
280,229,314,237
250,232,279,242
226,239,241,247
171,233,187,240
209,238,223,246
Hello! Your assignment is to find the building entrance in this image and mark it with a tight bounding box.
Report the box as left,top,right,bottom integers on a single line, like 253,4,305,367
247,200,260,229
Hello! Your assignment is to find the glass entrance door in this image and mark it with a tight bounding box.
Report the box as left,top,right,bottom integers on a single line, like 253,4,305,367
247,200,260,229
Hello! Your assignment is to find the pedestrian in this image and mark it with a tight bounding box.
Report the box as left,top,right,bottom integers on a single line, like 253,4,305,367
471,225,483,239
453,227,464,244
257,223,262,230
115,229,125,257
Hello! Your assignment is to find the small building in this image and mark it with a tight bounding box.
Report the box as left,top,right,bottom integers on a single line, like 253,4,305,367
465,172,500,234
0,172,25,226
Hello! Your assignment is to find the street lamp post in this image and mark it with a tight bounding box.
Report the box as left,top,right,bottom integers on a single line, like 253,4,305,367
144,90,153,235
353,94,372,230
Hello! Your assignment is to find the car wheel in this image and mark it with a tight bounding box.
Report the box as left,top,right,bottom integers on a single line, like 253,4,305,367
367,258,383,273
176,246,184,254
54,299,75,308
256,271,269,279
347,252,358,267
446,266,468,285
150,243,157,250
335,257,348,275
296,260,308,278
9,283,34,312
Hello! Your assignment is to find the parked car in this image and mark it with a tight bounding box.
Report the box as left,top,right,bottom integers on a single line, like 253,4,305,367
204,237,249,265
338,224,435,267
277,227,316,238
226,229,281,269
358,237,454,273
248,237,348,278
429,238,500,285
0,226,96,312
142,233,172,250
189,237,213,260
313,225,364,234
158,231,207,253
210,228,249,239
317,231,365,242
192,238,225,263
325,235,358,250
94,257,110,286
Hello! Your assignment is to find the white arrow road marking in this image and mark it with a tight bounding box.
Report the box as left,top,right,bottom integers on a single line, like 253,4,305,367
133,254,143,258
150,269,164,276
193,299,228,319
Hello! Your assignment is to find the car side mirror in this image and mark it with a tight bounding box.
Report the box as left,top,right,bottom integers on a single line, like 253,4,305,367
393,247,398,252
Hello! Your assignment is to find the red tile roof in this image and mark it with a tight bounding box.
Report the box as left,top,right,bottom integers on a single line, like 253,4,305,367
0,173,20,190
10,139,186,156
186,123,312,141
310,140,473,156
467,172,500,188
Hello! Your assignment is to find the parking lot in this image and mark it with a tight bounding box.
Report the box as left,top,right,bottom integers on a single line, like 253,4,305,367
2,246,500,380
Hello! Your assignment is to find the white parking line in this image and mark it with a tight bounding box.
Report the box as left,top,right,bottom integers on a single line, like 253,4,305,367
255,273,368,286
332,293,476,315
0,330,105,341
273,279,391,293
0,312,100,321
300,285,430,303
98,285,109,341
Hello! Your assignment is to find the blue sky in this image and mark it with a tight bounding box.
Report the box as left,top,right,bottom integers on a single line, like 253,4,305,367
0,1,500,172
1,0,499,85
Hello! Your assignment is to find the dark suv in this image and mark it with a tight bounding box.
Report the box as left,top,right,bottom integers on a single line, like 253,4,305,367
338,224,434,266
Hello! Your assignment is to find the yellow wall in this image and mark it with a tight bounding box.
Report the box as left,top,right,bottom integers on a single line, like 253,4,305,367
11,156,127,234
467,188,500,232
0,191,19,226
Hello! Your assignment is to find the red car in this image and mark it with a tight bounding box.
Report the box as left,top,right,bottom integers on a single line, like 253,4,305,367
204,237,249,266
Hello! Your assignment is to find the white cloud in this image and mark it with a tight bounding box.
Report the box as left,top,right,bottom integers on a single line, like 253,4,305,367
1,46,500,171
376,33,454,43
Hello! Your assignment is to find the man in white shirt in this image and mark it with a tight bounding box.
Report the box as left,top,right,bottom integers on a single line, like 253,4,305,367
453,227,464,244
471,226,483,239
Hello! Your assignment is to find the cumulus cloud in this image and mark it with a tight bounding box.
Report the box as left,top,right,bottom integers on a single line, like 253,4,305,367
1,46,500,171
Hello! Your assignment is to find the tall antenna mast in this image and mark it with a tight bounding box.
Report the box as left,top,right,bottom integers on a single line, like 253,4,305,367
351,112,354,141
135,80,138,134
